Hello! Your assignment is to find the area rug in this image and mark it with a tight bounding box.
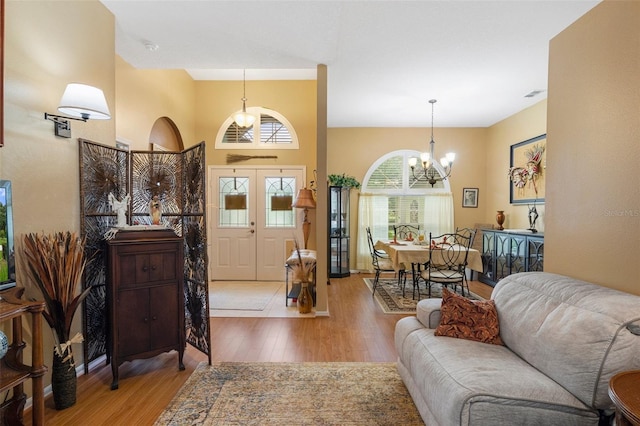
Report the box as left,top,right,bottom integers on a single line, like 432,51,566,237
209,281,282,311
363,277,482,314
155,362,424,425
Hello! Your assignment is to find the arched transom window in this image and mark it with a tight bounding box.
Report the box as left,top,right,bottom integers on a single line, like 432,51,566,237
357,150,454,270
215,106,299,150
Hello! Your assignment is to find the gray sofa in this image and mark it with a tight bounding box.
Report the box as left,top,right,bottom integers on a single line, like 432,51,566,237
395,272,640,425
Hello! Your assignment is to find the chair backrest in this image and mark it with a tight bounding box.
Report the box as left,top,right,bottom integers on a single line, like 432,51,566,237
454,227,477,247
365,227,381,268
428,231,473,274
394,224,421,240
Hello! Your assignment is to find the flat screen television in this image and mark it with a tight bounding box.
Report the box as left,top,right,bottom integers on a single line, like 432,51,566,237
0,180,16,291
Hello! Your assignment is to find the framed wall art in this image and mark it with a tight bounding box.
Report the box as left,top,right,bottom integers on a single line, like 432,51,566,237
462,188,478,208
508,134,546,204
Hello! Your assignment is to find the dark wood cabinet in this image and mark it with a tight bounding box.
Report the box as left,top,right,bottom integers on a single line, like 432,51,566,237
106,229,185,390
479,229,544,286
0,287,46,425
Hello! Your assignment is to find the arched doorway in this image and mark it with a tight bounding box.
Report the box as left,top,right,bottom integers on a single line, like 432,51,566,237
149,117,183,151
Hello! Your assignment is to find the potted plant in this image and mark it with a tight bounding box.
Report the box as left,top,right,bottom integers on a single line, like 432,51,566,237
328,174,361,190
22,231,91,410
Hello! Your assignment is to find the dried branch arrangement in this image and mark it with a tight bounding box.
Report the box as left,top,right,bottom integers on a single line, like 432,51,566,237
22,232,91,352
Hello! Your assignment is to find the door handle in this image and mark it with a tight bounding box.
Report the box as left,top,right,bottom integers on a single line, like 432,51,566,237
250,229,255,234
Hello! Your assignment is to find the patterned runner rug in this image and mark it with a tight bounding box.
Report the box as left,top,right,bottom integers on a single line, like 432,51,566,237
363,277,482,314
155,362,424,425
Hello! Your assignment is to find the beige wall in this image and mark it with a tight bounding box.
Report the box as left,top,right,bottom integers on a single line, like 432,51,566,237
545,1,640,294
115,56,197,149
194,80,317,171
1,0,115,392
486,100,548,230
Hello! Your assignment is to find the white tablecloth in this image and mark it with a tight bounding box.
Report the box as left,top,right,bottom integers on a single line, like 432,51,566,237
375,240,483,272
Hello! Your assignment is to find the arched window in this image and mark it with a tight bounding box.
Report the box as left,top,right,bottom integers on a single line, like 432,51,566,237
357,150,454,270
215,107,299,150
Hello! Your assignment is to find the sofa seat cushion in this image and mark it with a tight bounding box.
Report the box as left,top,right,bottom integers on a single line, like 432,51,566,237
396,318,599,425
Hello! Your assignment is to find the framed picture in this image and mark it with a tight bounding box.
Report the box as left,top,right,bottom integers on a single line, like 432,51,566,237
462,188,478,208
509,134,546,204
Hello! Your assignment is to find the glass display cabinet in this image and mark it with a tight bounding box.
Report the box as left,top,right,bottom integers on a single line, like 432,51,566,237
328,186,350,278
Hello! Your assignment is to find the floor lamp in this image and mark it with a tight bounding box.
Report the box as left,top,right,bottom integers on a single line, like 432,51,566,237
292,188,316,249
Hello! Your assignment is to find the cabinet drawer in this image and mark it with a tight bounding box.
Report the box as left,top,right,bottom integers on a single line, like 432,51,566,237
118,251,178,287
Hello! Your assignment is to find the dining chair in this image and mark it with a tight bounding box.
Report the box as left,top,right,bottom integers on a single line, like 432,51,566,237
454,227,477,293
394,224,421,241
415,231,473,299
365,227,405,296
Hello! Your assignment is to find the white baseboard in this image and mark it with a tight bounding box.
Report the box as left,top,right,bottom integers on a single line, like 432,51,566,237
25,354,107,409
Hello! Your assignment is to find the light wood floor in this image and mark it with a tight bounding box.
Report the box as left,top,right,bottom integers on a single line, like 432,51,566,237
25,274,493,425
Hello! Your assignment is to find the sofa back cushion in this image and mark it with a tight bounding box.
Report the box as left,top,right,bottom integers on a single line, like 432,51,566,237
492,272,640,410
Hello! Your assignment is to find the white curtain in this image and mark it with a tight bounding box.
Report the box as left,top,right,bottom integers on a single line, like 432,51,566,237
423,192,454,237
356,192,454,270
356,194,388,271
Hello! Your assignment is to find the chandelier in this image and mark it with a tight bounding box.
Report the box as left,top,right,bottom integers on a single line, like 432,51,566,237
233,69,256,128
408,99,455,187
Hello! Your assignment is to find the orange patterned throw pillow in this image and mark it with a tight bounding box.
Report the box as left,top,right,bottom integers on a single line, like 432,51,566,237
434,288,504,345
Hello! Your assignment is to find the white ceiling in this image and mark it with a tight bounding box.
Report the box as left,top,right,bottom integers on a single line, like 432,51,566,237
101,0,600,128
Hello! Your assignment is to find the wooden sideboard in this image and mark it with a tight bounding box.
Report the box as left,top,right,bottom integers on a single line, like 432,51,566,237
106,229,185,390
0,287,46,425
479,229,544,287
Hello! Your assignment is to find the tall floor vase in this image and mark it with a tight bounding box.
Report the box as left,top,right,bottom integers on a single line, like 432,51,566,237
52,347,77,410
298,282,313,314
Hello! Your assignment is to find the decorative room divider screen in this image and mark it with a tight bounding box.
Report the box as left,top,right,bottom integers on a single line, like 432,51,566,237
78,139,210,372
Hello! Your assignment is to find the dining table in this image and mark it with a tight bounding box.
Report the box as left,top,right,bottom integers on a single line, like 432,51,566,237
374,239,483,273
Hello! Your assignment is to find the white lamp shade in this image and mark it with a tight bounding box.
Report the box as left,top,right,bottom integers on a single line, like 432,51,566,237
58,83,111,120
233,110,256,128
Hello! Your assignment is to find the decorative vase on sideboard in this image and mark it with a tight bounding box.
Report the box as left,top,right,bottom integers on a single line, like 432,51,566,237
496,211,505,230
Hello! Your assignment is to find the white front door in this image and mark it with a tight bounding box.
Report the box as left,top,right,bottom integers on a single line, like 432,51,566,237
208,167,305,281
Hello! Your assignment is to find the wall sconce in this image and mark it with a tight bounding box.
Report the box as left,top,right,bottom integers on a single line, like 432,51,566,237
44,83,111,138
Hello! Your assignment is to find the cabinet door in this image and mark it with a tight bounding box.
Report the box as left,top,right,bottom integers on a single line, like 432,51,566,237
149,252,177,282
149,284,179,350
481,231,495,282
131,250,178,285
117,289,150,358
508,235,527,275
527,237,544,272
495,233,511,280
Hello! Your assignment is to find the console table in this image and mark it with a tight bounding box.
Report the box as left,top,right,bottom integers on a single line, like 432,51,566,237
479,229,544,287
0,287,46,425
609,370,640,426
